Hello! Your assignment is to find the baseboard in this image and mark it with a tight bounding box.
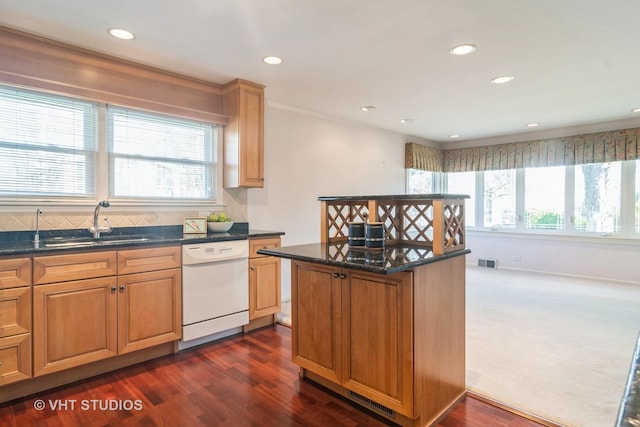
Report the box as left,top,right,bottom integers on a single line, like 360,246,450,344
242,314,276,333
466,391,566,427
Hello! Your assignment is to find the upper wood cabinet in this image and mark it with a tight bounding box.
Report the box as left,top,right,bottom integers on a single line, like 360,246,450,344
223,79,265,188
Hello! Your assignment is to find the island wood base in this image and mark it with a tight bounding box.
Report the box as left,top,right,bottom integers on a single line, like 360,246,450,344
290,255,467,427
302,368,466,427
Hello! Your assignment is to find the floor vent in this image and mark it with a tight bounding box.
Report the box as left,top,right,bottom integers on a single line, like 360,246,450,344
349,391,395,418
478,258,497,269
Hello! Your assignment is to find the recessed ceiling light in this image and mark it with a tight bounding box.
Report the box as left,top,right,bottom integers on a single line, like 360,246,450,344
632,108,640,113
263,56,283,65
490,75,514,84
361,106,376,112
526,123,540,127
449,44,477,56
399,119,413,124
449,134,460,139
108,28,134,40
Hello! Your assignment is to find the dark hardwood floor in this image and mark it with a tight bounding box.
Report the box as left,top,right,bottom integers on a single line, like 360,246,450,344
0,325,547,427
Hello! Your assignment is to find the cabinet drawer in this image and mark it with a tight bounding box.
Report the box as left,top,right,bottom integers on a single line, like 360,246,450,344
249,237,281,258
0,258,31,289
0,287,31,338
118,245,181,275
0,333,31,385
33,251,117,285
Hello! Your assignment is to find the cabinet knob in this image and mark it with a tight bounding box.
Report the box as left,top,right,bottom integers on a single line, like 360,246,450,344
333,272,339,278
111,286,117,292
340,273,346,279
250,266,256,270
119,285,125,290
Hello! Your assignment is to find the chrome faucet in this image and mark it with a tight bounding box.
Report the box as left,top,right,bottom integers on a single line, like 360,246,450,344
88,200,113,239
34,208,42,244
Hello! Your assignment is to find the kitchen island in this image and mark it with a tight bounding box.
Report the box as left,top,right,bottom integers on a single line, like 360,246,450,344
259,194,469,427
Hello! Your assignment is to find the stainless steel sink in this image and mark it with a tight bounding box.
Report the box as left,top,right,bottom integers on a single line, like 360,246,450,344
43,236,151,248
99,237,150,245
43,240,98,248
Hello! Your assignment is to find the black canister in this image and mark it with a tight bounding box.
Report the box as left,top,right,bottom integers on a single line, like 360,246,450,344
365,222,385,248
348,222,365,246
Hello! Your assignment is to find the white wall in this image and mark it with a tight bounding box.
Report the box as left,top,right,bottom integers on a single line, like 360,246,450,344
248,104,428,299
248,104,640,298
467,231,640,284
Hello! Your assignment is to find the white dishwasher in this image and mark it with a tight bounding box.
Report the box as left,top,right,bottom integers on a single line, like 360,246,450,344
180,240,249,350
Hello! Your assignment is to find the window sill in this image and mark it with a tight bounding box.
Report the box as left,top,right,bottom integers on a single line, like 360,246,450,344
467,227,640,246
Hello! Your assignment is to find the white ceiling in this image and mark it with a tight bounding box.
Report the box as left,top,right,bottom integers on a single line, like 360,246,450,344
2,0,640,144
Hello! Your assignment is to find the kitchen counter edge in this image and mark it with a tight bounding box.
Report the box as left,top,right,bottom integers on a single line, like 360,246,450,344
258,243,470,275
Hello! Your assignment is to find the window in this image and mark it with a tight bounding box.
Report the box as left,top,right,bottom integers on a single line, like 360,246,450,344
107,107,217,200
447,171,476,227
574,162,621,233
0,85,97,199
484,169,516,228
406,169,433,193
525,166,565,230
633,160,640,234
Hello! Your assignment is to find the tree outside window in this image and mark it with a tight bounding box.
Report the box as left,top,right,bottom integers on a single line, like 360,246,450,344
574,162,621,233
484,169,516,228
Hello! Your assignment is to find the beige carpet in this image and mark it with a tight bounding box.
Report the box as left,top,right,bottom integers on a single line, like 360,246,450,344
277,267,640,426
467,267,640,427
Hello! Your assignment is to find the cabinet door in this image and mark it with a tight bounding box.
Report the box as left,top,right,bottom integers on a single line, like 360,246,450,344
223,80,265,188
249,256,281,320
238,84,264,187
343,269,414,417
117,268,181,354
33,277,117,377
292,261,342,383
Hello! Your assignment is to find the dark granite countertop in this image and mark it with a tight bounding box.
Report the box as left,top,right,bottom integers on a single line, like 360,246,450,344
257,242,470,274
0,223,284,256
317,193,470,201
617,331,640,426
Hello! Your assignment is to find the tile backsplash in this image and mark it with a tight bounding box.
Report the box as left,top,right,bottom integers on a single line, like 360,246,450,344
0,189,247,232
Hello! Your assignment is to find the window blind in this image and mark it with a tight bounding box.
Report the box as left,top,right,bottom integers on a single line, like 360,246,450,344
0,85,97,198
107,107,216,200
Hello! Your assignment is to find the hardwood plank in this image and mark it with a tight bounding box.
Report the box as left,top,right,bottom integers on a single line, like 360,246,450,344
0,325,550,427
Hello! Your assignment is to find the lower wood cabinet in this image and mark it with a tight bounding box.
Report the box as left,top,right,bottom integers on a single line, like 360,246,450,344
292,261,414,416
32,246,181,377
33,277,118,377
117,268,181,354
248,237,281,320
0,333,31,386
292,256,466,426
0,257,32,385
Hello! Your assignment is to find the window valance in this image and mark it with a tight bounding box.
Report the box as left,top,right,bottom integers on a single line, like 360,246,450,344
405,142,443,172
406,127,640,173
